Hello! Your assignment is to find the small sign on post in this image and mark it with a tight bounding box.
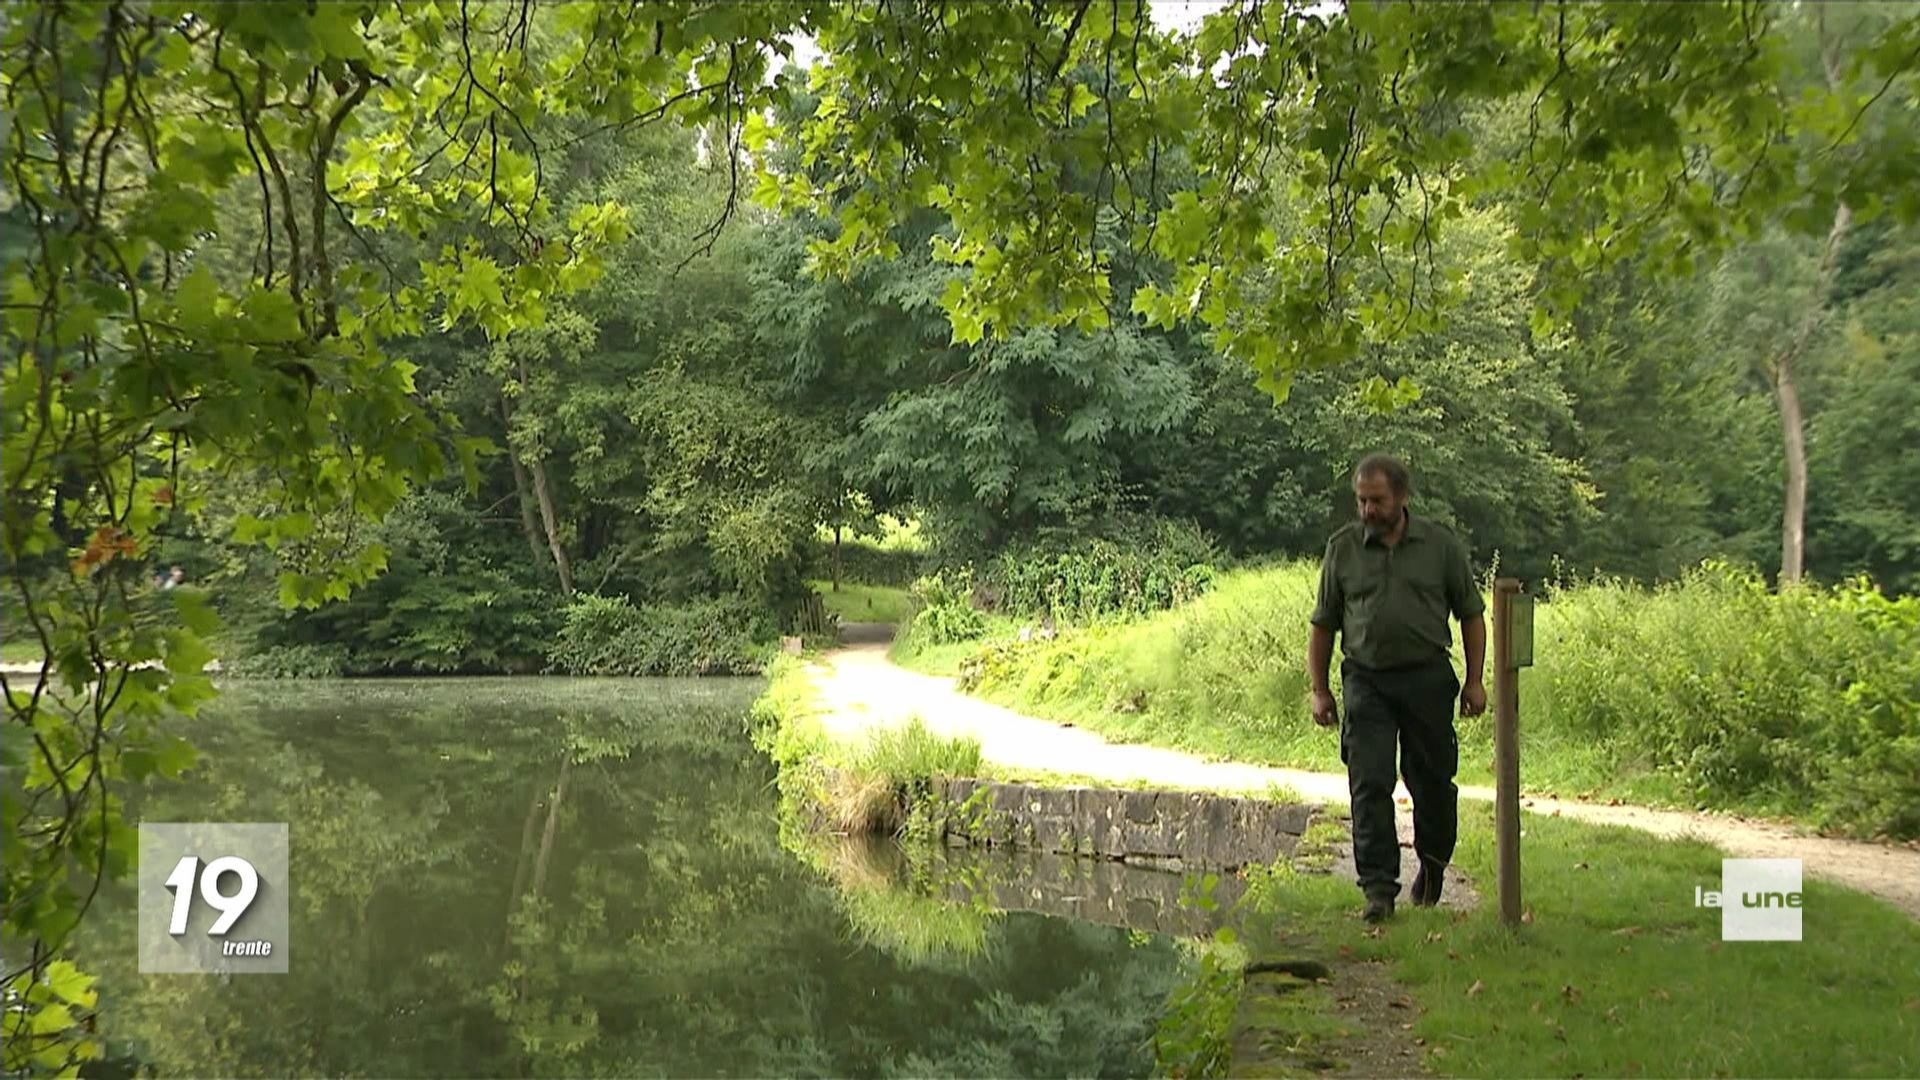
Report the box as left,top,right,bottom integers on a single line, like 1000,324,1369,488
1492,578,1526,927
1511,593,1535,669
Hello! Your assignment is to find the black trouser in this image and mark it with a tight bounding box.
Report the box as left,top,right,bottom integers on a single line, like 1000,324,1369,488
1339,656,1460,900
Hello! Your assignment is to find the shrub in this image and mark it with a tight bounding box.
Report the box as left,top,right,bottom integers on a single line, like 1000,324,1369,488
985,518,1220,622
900,569,987,646
547,593,767,676
1540,561,1920,838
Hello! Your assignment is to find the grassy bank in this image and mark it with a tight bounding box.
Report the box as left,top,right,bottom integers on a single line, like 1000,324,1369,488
1227,805,1920,1077
895,560,1920,840
751,656,982,836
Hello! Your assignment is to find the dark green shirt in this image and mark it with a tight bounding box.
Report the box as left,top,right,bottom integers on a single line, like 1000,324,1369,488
1310,512,1485,670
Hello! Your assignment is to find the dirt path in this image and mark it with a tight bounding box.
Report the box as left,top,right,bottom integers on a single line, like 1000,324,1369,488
807,637,1920,920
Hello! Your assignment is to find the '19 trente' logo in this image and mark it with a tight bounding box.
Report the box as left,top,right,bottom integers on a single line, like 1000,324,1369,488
163,854,273,957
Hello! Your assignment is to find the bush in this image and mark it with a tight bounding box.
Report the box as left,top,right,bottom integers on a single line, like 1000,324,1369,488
900,570,987,646
547,593,768,676
1540,561,1920,838
984,518,1220,622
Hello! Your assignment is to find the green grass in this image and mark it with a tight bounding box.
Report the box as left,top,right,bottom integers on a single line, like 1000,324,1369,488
853,714,982,783
1231,805,1920,1077
0,638,46,664
946,560,1920,839
809,580,916,625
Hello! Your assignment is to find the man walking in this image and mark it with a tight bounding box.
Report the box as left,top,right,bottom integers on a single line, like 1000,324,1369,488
1308,453,1486,923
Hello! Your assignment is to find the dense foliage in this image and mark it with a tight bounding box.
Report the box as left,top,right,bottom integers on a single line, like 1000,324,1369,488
982,517,1219,623
546,593,766,677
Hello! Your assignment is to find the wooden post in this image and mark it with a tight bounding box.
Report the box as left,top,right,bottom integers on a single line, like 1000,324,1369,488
1493,577,1523,927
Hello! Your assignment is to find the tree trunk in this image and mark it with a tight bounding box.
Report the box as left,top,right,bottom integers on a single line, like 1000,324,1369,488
1775,356,1810,584
832,524,842,592
528,455,575,595
500,396,548,570
1771,199,1849,584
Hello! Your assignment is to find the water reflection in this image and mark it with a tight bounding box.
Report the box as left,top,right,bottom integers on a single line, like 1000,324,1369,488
818,834,1244,944
73,679,1193,1078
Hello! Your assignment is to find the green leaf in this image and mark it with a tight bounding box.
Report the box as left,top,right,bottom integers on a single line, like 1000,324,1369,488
309,6,370,59
28,1002,75,1036
43,962,97,1010
1068,83,1099,119
171,588,222,637
153,736,198,779
163,628,215,676
241,289,303,342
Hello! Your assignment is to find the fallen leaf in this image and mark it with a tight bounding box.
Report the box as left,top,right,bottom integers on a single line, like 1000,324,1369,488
1521,908,1535,924
1389,998,1410,1010
1338,945,1355,957
1466,980,1485,997
1447,950,1462,961
1413,1036,1427,1046
1562,984,1582,1004
1425,931,1444,943
1554,1025,1568,1042
1606,1007,1621,1024
1611,926,1643,936
1574,861,1590,870
1400,1022,1413,1030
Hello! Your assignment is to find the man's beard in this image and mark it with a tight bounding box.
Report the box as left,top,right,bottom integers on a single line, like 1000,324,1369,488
1363,510,1399,542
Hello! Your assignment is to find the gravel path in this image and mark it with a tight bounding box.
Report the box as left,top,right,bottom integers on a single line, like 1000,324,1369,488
807,636,1920,920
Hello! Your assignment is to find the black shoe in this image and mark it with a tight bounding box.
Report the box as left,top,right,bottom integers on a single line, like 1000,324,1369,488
1409,859,1445,907
1363,895,1395,924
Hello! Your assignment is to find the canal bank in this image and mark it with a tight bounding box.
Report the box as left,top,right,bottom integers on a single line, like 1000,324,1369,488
750,653,1447,1076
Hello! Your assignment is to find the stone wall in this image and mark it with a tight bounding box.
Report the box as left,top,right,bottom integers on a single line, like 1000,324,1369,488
924,776,1314,873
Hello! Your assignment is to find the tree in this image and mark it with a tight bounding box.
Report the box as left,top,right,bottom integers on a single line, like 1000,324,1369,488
764,2,1920,392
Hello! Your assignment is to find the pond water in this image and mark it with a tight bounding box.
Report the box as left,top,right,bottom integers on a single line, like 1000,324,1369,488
74,678,1200,1078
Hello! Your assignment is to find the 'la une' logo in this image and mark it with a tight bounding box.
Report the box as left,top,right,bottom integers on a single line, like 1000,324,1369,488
1697,858,1803,941
1693,885,1804,908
